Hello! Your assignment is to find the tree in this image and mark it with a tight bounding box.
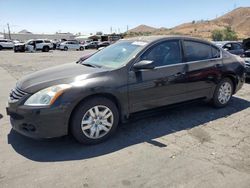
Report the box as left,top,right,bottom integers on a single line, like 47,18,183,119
212,30,224,41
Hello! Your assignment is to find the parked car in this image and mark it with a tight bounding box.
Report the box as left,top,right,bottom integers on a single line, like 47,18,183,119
6,36,245,144
98,41,111,48
214,41,244,56
243,38,250,57
244,57,250,77
83,41,99,49
58,40,85,51
14,39,53,52
0,39,14,50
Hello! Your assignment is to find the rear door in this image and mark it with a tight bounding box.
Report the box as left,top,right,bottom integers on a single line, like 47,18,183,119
71,41,79,50
183,40,222,99
5,40,14,48
128,40,188,113
35,40,43,50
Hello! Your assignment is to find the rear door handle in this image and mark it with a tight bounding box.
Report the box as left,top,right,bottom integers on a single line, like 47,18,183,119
214,64,223,68
174,72,186,77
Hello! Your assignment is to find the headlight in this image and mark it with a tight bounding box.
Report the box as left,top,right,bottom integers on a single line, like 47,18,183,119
24,84,71,106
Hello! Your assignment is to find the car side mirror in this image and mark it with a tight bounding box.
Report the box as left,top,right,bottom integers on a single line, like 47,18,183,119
133,60,155,70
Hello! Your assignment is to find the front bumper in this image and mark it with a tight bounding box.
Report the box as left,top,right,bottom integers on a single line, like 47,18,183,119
14,45,26,52
6,103,69,139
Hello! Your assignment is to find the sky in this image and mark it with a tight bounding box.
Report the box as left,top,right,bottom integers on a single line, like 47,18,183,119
0,0,249,34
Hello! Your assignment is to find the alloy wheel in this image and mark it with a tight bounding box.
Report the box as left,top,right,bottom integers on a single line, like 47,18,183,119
81,105,114,139
218,82,232,104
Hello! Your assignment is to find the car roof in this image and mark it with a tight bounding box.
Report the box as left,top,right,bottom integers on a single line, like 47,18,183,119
213,41,242,45
122,35,213,45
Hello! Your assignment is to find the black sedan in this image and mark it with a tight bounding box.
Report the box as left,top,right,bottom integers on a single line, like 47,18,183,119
6,36,245,144
84,41,99,49
98,41,111,48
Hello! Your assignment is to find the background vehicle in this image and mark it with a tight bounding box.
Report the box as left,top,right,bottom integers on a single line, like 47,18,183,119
58,40,85,51
7,36,245,144
214,41,244,56
83,41,99,49
14,39,53,52
244,57,250,77
97,41,111,48
243,38,250,57
0,39,14,50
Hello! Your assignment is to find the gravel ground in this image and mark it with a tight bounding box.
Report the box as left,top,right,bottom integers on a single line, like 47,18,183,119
0,50,96,79
0,50,250,188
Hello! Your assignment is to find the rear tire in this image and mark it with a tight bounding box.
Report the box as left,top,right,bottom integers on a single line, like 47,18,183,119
212,78,233,108
43,46,49,52
0,45,2,50
70,97,119,144
79,46,84,51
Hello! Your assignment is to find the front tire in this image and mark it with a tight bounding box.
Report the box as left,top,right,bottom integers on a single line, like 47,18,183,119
64,46,68,51
71,97,119,144
212,78,233,108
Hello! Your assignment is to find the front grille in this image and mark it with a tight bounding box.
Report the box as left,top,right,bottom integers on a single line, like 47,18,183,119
9,86,28,102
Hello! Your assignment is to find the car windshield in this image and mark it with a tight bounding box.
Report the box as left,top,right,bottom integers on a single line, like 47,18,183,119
81,41,147,69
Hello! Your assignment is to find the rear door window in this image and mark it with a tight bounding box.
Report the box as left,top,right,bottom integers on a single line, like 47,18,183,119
232,43,242,50
36,40,43,44
183,40,213,62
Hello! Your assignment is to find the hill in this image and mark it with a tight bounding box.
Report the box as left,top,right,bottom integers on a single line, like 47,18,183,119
126,7,250,39
127,24,157,33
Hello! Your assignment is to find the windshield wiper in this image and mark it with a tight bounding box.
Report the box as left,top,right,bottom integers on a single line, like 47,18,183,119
80,62,102,68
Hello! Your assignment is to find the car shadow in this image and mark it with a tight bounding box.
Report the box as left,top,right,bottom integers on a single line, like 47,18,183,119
8,96,250,162
0,114,3,119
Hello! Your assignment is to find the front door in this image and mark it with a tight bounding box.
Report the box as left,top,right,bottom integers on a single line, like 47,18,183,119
128,40,188,113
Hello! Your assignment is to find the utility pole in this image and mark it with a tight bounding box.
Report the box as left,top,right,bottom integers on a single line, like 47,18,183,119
110,26,113,34
3,28,6,39
7,23,11,40
127,25,129,32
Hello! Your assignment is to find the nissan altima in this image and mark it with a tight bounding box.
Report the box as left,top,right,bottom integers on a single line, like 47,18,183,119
6,36,245,144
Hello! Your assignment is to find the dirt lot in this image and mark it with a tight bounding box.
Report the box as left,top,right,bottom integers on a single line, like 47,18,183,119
0,50,250,188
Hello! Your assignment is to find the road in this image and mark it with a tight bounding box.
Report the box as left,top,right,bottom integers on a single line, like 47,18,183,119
0,50,249,188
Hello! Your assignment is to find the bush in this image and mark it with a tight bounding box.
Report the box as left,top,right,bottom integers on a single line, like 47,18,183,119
211,27,238,41
224,27,238,41
212,30,224,41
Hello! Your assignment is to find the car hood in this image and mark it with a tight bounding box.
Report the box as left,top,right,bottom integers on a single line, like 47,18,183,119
17,63,108,93
14,42,25,46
